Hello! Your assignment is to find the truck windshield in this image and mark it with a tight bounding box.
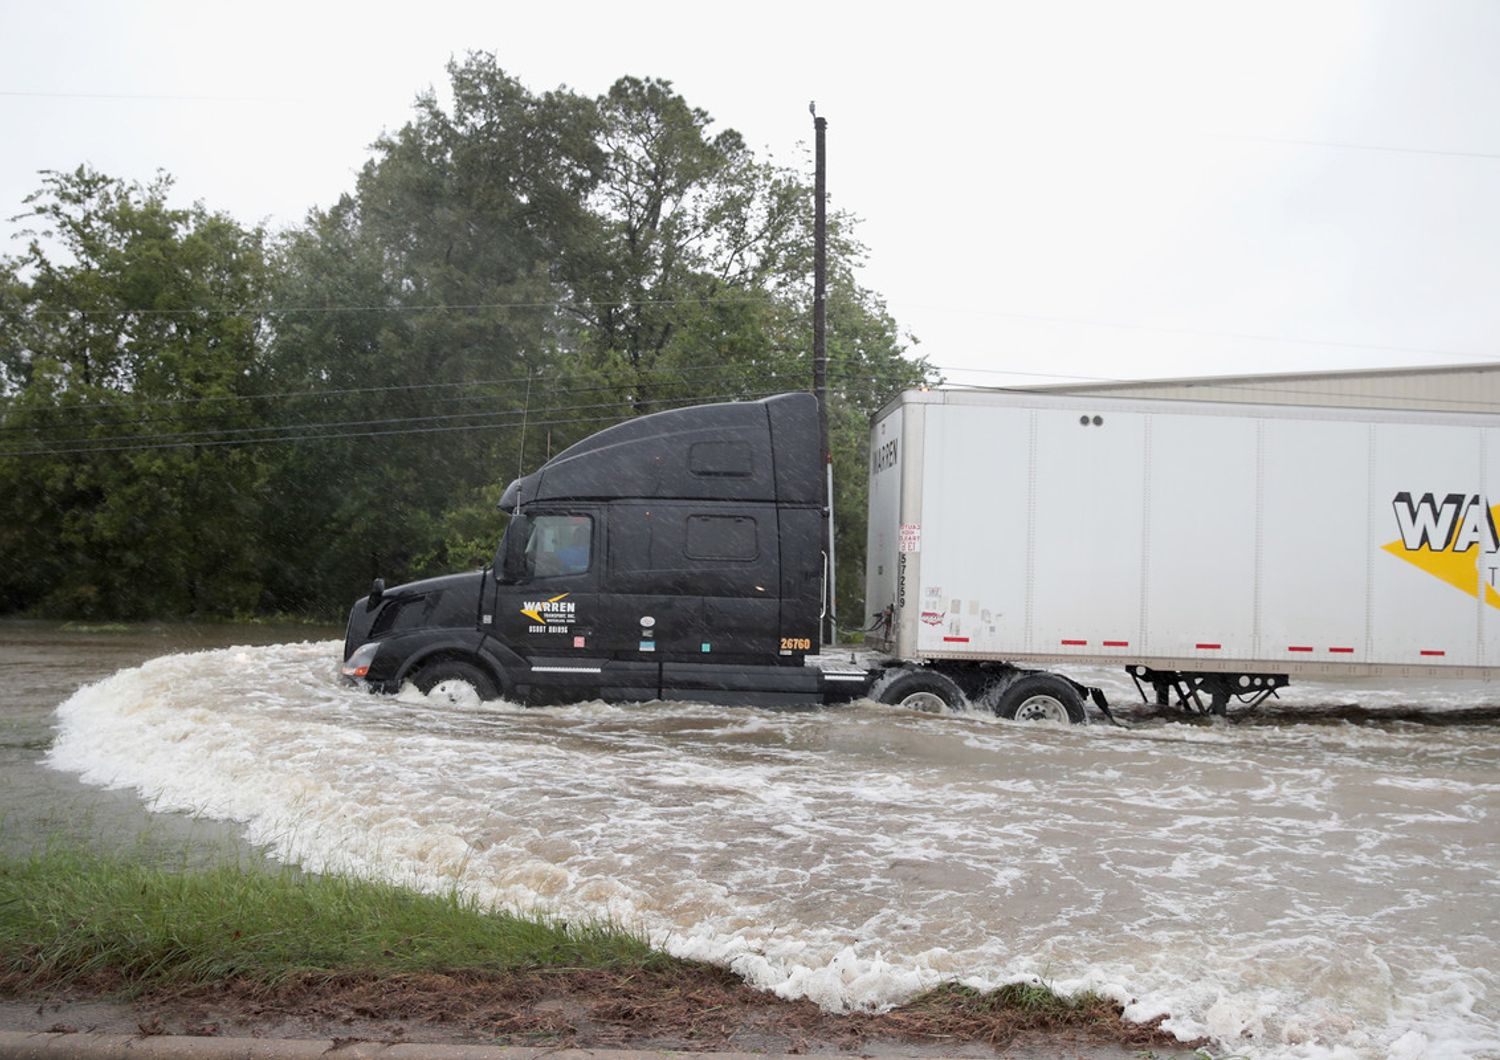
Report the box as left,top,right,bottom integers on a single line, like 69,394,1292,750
527,514,593,578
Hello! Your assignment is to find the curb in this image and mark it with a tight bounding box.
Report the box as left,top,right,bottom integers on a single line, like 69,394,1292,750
1,1034,796,1060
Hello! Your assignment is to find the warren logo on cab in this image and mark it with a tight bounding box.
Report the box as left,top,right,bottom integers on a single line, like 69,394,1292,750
1385,491,1500,607
521,593,575,632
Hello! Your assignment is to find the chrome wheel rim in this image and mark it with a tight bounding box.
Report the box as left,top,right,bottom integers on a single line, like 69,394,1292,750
428,678,482,709
1012,694,1068,722
899,690,948,713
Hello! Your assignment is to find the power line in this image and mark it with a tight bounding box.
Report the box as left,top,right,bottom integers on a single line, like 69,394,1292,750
7,405,529,449
923,365,1136,384
12,357,1500,450
0,372,865,449
0,359,886,424
16,294,782,319
0,360,796,415
12,361,1500,457
0,389,794,458
16,290,1498,366
0,385,782,449
0,358,909,454
0,372,535,414
0,370,824,443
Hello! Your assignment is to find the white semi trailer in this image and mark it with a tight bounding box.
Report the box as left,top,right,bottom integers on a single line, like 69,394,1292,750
863,387,1500,721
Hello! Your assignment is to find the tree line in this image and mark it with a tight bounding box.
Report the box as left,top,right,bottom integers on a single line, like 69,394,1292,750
0,55,933,624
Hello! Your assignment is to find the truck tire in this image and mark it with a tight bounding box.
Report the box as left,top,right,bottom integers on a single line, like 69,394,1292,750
413,659,499,708
991,673,1086,724
871,668,967,712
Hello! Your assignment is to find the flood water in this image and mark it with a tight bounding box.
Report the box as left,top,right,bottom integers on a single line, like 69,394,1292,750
7,622,1500,1058
0,621,339,858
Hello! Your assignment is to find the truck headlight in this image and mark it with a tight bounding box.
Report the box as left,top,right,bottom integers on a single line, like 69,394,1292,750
341,641,380,678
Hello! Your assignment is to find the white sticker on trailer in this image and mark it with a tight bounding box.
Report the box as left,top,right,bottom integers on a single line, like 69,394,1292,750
899,523,922,553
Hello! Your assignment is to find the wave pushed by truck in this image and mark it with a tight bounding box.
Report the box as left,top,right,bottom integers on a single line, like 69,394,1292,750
342,387,1500,722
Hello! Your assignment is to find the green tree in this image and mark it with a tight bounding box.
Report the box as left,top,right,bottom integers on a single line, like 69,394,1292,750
559,76,815,410
257,56,606,610
262,57,934,623
0,58,934,626
0,167,272,617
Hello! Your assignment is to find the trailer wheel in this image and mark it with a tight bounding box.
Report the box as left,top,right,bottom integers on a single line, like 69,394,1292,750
991,673,1086,724
870,668,967,713
413,659,499,708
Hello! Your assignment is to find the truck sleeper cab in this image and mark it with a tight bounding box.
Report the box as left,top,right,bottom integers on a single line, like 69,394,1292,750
341,393,871,708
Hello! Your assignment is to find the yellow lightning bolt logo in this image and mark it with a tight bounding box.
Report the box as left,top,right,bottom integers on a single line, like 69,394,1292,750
1383,497,1500,610
521,593,571,624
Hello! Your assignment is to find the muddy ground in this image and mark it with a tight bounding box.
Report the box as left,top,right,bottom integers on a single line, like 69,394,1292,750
1,967,1203,1058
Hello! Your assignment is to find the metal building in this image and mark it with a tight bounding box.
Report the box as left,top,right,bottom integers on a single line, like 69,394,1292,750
1026,361,1500,413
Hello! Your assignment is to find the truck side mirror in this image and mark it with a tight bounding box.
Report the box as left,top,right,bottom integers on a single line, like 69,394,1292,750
365,577,385,611
498,515,530,583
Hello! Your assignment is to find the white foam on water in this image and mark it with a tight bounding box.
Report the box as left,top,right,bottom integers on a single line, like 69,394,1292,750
46,642,1500,1058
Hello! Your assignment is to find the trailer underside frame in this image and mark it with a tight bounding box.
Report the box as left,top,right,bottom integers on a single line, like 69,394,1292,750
1128,666,1289,715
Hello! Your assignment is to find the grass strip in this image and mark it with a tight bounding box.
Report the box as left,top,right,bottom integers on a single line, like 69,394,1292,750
0,845,1193,1052
0,844,662,991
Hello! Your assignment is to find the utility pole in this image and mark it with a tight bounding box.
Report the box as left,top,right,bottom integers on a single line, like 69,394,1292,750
811,103,835,647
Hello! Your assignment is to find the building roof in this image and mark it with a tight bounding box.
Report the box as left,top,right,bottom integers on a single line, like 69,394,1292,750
1020,360,1500,413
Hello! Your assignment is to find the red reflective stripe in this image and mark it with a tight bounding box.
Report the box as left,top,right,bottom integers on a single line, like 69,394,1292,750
1102,640,1129,647
1195,643,1221,650
1060,639,1087,646
1420,649,1446,657
1288,646,1314,652
1329,647,1354,654
942,636,970,643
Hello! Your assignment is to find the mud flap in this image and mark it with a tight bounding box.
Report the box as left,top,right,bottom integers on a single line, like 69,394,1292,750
1090,686,1127,728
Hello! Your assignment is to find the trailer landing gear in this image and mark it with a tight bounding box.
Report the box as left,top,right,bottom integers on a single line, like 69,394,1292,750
1128,666,1287,716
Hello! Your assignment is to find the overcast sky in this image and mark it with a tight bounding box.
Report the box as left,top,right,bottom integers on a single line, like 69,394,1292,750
3,0,1498,388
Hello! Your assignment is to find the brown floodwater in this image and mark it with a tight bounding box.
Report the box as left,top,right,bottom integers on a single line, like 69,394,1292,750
8,622,1500,1057
0,620,339,857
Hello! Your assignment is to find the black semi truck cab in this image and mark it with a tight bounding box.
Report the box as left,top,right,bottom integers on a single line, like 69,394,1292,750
341,393,871,707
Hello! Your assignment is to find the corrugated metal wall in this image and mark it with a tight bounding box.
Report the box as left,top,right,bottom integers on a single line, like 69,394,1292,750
1030,362,1500,413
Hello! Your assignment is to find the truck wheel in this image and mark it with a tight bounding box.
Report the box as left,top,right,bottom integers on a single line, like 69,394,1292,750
991,673,1086,724
413,659,499,708
870,668,967,713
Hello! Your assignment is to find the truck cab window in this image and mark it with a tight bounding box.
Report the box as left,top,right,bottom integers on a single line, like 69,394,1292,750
528,515,592,578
